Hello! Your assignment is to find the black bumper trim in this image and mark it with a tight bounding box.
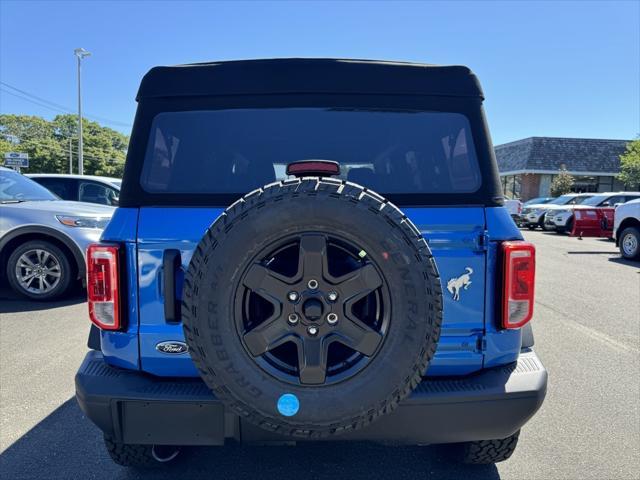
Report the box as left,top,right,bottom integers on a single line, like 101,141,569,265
75,349,547,445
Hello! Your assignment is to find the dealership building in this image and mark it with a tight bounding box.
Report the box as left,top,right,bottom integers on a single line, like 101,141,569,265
495,137,632,201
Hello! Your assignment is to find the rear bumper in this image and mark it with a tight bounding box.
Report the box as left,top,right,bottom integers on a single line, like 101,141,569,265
75,349,547,446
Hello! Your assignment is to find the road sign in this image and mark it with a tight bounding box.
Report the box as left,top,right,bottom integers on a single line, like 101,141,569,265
3,152,29,168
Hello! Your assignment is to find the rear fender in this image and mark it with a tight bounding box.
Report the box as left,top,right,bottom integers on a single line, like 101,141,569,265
99,208,141,370
0,225,86,280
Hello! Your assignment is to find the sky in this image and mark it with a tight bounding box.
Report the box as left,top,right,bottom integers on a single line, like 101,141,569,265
0,0,638,145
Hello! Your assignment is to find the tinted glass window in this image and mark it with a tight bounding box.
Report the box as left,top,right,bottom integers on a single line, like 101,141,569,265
549,195,577,205
573,196,593,205
579,196,603,206
34,177,76,200
581,195,621,206
524,197,552,206
140,108,481,195
79,181,119,205
600,195,625,206
558,195,592,205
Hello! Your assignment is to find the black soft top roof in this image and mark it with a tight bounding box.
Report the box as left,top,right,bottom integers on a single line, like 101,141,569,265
136,58,484,100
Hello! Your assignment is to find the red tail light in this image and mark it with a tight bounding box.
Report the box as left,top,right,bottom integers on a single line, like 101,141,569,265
286,160,340,177
87,244,120,330
502,241,535,329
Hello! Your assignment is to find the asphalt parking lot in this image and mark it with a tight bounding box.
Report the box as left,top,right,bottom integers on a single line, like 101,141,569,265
0,230,638,480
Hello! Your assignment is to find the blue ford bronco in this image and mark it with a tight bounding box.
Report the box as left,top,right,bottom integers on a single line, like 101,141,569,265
75,58,547,467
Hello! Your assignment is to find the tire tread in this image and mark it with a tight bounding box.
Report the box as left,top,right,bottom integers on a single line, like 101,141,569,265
104,435,157,468
182,178,443,438
461,430,520,464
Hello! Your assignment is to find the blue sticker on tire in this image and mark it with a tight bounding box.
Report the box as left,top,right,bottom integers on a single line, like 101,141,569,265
277,393,300,417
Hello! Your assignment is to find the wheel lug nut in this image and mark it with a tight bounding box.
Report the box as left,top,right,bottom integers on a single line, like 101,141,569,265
287,313,299,325
307,326,319,336
327,291,338,302
288,291,299,302
307,279,319,290
327,313,338,325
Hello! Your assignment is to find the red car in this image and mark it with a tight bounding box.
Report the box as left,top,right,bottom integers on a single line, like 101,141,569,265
546,192,640,235
570,205,616,238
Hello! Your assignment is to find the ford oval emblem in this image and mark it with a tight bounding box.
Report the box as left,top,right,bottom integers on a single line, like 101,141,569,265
156,341,189,354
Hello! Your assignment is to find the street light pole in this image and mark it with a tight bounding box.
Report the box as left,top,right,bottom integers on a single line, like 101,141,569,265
74,48,91,175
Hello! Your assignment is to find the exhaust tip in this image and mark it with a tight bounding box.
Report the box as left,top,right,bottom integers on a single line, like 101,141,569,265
151,445,180,463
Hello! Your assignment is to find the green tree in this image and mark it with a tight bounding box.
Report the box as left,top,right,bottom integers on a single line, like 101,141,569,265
550,166,575,196
0,114,128,176
617,139,640,189
0,115,62,172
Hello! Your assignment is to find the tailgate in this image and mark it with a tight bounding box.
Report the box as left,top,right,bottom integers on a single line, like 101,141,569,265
135,206,487,376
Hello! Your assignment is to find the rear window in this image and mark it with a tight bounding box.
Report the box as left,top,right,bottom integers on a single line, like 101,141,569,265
140,108,481,196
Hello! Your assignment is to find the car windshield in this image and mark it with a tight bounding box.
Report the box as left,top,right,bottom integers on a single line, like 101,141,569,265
140,108,482,195
110,180,122,189
547,195,575,205
580,195,610,206
0,169,58,203
524,197,552,206
547,195,590,205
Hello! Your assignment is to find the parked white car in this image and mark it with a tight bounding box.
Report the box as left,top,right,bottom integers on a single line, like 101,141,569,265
613,198,640,260
521,193,593,230
504,198,522,224
548,192,640,234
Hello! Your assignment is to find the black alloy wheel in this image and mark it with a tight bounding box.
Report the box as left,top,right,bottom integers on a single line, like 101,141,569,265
236,233,390,386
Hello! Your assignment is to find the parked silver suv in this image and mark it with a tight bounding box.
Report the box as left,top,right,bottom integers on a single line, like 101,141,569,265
0,167,114,300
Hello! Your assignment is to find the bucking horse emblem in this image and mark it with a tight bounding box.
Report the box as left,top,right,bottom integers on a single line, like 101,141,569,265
446,267,473,301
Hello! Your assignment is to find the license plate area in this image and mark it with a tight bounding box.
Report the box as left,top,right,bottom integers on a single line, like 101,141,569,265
121,401,225,445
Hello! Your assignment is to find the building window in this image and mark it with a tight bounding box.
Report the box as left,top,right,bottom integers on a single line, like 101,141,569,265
612,177,626,191
597,176,614,192
514,175,522,198
505,176,514,197
502,175,522,199
570,175,598,193
539,174,552,196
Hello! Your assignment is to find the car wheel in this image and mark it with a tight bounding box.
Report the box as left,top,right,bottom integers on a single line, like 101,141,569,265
6,240,72,301
526,225,536,230
456,430,520,464
182,178,443,438
619,227,640,260
542,222,555,231
104,435,181,468
562,217,574,234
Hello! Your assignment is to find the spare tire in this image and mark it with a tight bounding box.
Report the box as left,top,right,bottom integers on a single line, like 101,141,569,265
182,178,442,438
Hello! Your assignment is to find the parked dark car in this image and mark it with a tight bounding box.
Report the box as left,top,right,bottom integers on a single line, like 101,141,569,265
28,174,121,206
